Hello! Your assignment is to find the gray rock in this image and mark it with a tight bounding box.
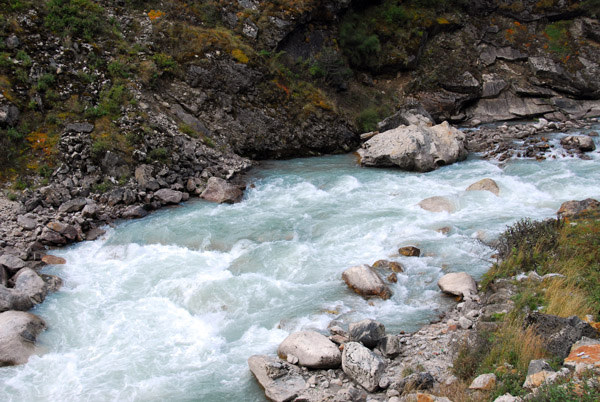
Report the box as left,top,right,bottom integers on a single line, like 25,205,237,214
349,319,386,349
378,335,401,358
458,316,473,329
17,215,37,230
0,254,26,275
277,330,341,369
58,197,88,213
122,205,148,219
560,135,596,152
200,177,243,204
376,103,435,132
46,221,78,241
0,266,6,287
393,372,434,393
0,286,33,312
12,268,48,305
65,122,94,133
342,265,392,300
525,313,599,359
154,189,183,205
357,122,467,172
523,359,555,389
438,272,477,298
557,198,600,219
493,394,521,402
135,165,155,190
441,71,480,95
248,355,306,402
342,342,386,392
418,196,455,213
86,227,106,241
0,104,20,127
469,373,496,390
466,178,500,196
81,202,99,218
5,34,20,49
39,227,67,245
0,311,46,367
482,74,508,98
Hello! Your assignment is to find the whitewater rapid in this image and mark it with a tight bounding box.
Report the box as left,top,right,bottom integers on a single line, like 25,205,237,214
1,131,599,401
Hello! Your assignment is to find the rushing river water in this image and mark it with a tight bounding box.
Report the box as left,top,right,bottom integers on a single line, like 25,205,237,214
1,131,600,402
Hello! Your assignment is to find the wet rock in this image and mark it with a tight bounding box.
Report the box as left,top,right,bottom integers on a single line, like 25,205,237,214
349,319,386,349
525,313,599,359
342,342,386,392
154,189,183,205
86,227,106,241
357,122,467,172
469,373,496,390
418,196,455,213
277,331,341,369
342,265,392,299
0,311,46,367
200,177,243,204
122,205,149,219
0,254,26,275
399,246,420,257
466,178,500,196
248,355,306,402
438,272,477,298
557,198,600,219
17,215,37,230
560,135,596,152
58,197,88,213
41,274,63,293
46,221,78,241
372,260,404,272
12,268,48,305
41,255,66,265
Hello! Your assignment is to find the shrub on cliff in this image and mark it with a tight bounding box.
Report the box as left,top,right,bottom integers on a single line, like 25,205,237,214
45,0,108,41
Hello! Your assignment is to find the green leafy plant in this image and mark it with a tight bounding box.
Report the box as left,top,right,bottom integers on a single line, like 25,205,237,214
45,0,107,41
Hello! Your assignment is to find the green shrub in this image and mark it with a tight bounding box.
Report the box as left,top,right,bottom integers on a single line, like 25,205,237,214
355,107,381,132
91,138,110,159
36,73,56,92
153,53,178,74
339,16,381,69
108,61,130,78
148,147,169,162
45,0,107,41
15,50,32,67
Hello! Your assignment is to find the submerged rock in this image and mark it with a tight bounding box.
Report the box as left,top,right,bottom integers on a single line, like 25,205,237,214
466,178,500,196
418,196,456,213
277,330,341,369
357,122,467,172
0,311,46,367
200,177,243,204
399,246,420,257
342,265,392,300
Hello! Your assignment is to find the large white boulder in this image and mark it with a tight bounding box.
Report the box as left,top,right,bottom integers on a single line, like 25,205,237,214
0,311,46,366
342,342,386,392
357,121,467,172
342,265,392,300
277,331,341,369
438,272,477,298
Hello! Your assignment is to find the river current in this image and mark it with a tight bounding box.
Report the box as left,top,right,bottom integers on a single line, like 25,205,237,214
1,130,599,401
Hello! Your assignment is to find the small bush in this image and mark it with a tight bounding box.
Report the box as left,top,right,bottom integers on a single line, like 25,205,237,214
108,61,130,78
147,147,169,162
355,107,381,133
45,0,108,41
36,73,56,92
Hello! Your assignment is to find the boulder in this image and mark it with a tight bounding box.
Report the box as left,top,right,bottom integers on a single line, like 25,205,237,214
342,342,386,392
564,337,600,374
441,71,480,95
0,104,20,127
0,266,6,287
525,313,599,359
58,197,88,213
248,355,306,402
376,103,435,132
418,196,455,213
17,215,37,230
357,122,467,172
12,268,48,305
399,246,420,257
523,359,555,389
65,122,94,133
81,202,99,219
393,372,434,393
41,255,66,265
372,260,404,272
438,272,477,298
154,189,183,205
277,331,341,369
201,177,243,204
560,135,596,152
0,286,34,312
493,394,521,402
466,178,500,196
122,205,149,219
557,198,600,219
0,254,26,275
0,311,46,366
349,319,386,349
378,335,401,358
86,227,106,241
342,265,392,300
135,164,156,190
469,373,496,390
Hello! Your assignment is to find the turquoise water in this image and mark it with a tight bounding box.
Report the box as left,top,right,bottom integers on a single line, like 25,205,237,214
1,133,599,401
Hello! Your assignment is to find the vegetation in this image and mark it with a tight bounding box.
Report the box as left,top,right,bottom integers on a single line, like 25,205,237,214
45,0,109,41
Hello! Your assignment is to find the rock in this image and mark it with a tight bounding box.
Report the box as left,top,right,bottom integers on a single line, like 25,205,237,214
12,268,48,305
122,205,149,219
17,215,37,230
277,331,341,369
5,34,20,49
0,254,26,275
200,177,243,204
42,274,63,292
81,202,99,218
41,255,66,265
86,227,106,241
523,359,554,389
378,335,401,358
564,337,600,374
417,394,452,402
0,104,20,127
394,372,434,393
248,355,305,402
441,71,480,95
154,189,183,205
438,272,477,298
481,74,508,98
135,164,155,190
349,319,386,348
466,178,500,196
58,197,88,213
342,342,386,392
342,265,392,299
418,196,455,213
39,227,67,245
525,313,599,359
560,135,596,152
399,246,420,257
377,103,435,132
458,317,473,329
469,373,496,390
0,266,6,287
372,260,404,272
65,122,94,133
557,198,600,219
0,311,46,366
46,221,78,241
493,394,521,402
357,122,467,172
